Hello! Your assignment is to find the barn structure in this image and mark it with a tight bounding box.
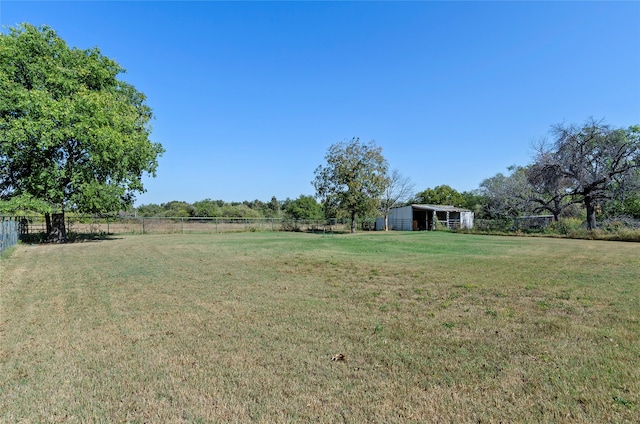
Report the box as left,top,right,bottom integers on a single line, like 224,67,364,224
378,204,474,231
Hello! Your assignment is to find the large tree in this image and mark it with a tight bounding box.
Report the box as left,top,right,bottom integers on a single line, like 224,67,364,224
313,138,388,233
537,119,640,230
525,154,580,221
0,24,164,240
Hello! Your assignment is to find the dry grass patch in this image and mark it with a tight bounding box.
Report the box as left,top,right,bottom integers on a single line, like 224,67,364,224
1,232,638,422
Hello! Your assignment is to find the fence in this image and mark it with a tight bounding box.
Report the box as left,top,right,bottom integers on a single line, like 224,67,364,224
11,215,342,237
13,214,623,240
473,219,514,232
513,215,554,231
1,217,19,254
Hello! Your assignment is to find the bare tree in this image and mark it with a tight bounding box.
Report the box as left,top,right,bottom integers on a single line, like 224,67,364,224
379,169,415,231
539,119,640,230
526,146,580,221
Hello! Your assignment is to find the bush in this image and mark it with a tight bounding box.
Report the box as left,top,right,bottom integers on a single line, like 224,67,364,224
280,219,302,232
549,218,584,235
599,217,640,231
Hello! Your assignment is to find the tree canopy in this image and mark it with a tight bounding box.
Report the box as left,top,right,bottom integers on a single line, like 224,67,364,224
479,167,537,219
313,138,388,233
0,24,164,239
533,119,640,229
284,195,324,221
412,184,465,207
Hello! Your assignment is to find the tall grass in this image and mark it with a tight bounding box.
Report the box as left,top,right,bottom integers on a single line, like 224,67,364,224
1,232,638,422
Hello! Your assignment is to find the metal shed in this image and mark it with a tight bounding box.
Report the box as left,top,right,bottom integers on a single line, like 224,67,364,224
379,204,474,231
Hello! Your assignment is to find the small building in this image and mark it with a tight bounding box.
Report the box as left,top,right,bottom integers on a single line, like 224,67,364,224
377,204,474,231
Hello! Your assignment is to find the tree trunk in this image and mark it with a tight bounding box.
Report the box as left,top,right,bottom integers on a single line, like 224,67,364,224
45,213,52,235
552,199,560,222
384,214,389,231
48,212,67,242
584,195,597,230
350,211,357,233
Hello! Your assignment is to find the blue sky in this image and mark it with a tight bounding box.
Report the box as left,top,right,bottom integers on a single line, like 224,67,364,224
2,1,639,206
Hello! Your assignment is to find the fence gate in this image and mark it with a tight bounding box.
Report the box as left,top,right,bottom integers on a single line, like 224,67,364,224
1,217,20,254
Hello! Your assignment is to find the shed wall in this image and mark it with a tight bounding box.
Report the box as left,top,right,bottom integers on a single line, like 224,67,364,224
386,206,474,231
461,211,474,229
388,206,413,231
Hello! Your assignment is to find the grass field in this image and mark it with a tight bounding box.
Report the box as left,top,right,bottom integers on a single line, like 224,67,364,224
1,232,638,423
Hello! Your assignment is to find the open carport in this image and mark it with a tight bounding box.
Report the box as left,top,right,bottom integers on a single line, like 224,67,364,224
380,204,474,231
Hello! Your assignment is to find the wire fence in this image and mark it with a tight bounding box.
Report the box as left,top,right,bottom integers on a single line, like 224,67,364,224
8,215,344,237
473,219,514,232
6,214,638,243
1,217,19,254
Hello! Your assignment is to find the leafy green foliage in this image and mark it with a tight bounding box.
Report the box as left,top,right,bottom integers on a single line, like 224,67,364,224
459,190,488,218
412,185,465,207
159,201,196,217
0,193,53,215
313,138,388,233
192,199,224,217
479,167,537,219
0,24,164,214
284,195,324,220
219,203,261,218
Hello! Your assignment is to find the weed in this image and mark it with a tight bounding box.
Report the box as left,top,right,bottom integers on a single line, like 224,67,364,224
613,396,634,409
439,300,452,310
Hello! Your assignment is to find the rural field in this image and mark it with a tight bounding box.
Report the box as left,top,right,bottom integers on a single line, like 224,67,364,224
1,232,638,423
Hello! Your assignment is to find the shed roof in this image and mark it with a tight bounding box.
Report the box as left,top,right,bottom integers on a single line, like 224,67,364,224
409,204,471,213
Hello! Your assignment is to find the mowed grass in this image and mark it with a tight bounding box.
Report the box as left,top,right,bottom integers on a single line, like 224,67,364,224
1,232,638,423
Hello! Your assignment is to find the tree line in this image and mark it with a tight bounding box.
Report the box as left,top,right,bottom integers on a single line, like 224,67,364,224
132,196,323,221
130,186,481,222
307,123,639,232
1,24,638,239
131,119,640,233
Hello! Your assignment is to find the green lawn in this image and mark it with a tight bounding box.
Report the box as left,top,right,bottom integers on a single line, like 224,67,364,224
1,232,638,423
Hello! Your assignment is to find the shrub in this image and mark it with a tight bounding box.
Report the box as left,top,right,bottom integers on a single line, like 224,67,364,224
280,219,302,232
549,218,584,235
